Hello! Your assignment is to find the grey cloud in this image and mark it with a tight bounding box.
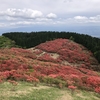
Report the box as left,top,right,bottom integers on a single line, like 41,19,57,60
0,8,59,21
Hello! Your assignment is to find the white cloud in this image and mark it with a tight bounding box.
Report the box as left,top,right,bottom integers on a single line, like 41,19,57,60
0,0,100,37
0,8,43,19
0,8,58,22
47,13,57,19
0,0,100,15
89,15,100,23
0,0,100,33
90,15,100,20
67,15,100,24
73,16,88,23
74,16,88,20
36,18,52,22
1,14,100,29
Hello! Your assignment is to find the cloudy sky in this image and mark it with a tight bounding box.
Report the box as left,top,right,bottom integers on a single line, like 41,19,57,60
0,0,100,37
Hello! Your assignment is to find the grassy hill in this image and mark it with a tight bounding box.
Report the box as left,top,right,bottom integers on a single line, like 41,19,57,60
0,38,100,99
0,36,17,48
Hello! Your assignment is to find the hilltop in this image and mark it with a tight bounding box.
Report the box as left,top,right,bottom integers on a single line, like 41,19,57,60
0,38,100,94
3,32,100,63
33,38,99,70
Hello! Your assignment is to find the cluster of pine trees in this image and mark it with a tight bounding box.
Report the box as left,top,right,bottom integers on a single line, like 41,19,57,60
2,31,100,63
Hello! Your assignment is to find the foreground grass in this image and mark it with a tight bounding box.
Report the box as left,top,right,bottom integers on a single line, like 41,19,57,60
0,82,61,100
0,82,100,100
72,90,100,100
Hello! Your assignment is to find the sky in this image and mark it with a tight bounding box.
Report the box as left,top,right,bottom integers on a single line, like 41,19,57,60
0,0,100,37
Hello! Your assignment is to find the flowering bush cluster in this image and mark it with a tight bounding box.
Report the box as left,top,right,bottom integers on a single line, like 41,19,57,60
0,39,100,94
36,39,98,70
0,61,99,93
86,76,100,92
37,53,61,63
31,49,43,55
36,39,67,53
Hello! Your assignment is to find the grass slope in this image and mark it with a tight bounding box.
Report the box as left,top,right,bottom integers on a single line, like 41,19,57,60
0,82,100,100
0,36,17,48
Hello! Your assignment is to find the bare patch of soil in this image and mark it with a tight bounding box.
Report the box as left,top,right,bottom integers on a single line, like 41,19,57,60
50,53,59,59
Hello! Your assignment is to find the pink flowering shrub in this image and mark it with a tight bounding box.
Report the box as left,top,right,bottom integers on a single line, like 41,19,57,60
0,39,100,94
95,87,100,94
37,53,55,62
68,85,77,90
36,39,93,68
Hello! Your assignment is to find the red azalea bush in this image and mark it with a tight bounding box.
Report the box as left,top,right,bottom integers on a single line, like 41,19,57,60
0,39,100,94
36,39,68,53
95,87,100,94
37,53,55,62
86,76,100,88
68,85,77,90
0,60,100,93
37,53,61,63
36,39,93,68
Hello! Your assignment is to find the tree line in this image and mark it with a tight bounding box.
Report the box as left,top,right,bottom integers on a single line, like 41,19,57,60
2,31,100,63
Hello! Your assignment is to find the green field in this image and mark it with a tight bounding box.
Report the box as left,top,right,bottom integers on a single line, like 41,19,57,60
0,82,100,100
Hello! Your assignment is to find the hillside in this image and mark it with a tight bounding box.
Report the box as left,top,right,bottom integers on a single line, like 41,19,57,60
3,32,100,63
0,36,17,48
33,38,99,71
0,38,100,95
